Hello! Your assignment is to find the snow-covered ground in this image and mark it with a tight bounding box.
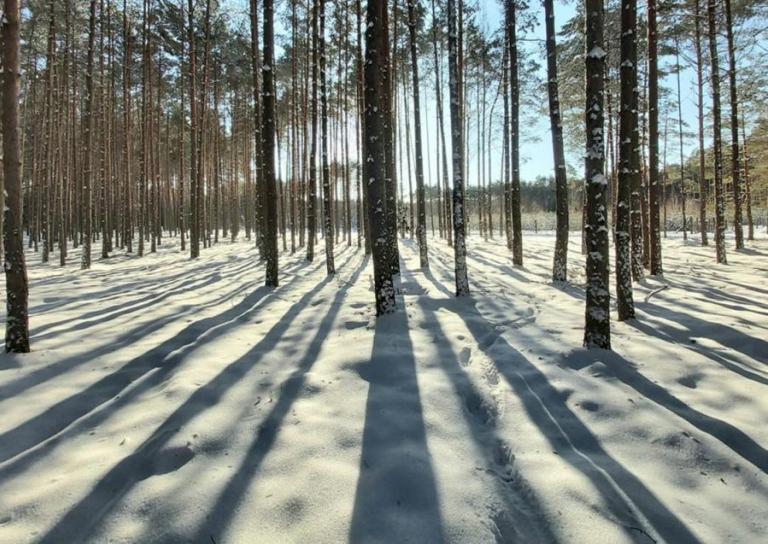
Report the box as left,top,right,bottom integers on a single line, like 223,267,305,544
0,231,766,543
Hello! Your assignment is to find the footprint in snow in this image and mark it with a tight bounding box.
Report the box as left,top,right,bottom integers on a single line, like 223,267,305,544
344,321,368,330
138,445,195,480
459,346,473,367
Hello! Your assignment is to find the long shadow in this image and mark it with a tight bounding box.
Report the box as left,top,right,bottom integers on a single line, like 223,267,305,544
560,349,768,474
419,274,700,543
663,280,768,317
0,259,313,405
348,307,445,543
32,264,233,339
28,253,252,315
468,250,534,285
37,257,364,544
639,302,768,365
188,258,367,543
628,316,768,388
0,256,335,467
412,273,559,542
32,256,310,340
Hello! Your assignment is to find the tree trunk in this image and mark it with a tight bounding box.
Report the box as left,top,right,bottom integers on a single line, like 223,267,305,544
363,0,396,315
723,0,743,249
2,0,31,352
407,0,428,269
507,0,523,266
261,0,279,286
187,0,199,258
82,0,97,269
583,0,611,349
319,0,335,275
449,0,470,296
545,0,568,282
647,0,662,275
675,37,687,242
707,0,727,264
694,0,708,246
616,0,636,321
307,0,319,262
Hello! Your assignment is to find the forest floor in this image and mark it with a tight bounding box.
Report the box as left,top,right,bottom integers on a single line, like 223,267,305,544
0,230,767,543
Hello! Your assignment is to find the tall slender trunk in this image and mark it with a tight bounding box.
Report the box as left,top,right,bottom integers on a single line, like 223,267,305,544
261,0,279,286
307,0,319,262
449,0,469,296
178,0,185,251
707,0,727,263
431,0,451,246
82,0,97,269
694,0,708,246
616,0,636,321
723,0,743,249
584,0,611,349
741,117,754,240
187,0,198,258
250,0,264,255
407,0,428,269
545,0,568,282
647,0,662,275
507,0,523,266
364,0,396,314
2,0,31,352
319,0,335,275
675,37,687,241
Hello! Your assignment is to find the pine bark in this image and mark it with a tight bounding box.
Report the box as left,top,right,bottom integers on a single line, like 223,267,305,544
363,0,396,314
506,0,522,266
647,0,662,275
707,0,727,263
723,0,743,249
407,0,429,269
616,0,636,321
694,0,708,246
545,0,568,282
319,0,335,275
262,0,279,286
82,0,98,269
584,0,611,349
449,0,469,296
2,0,31,352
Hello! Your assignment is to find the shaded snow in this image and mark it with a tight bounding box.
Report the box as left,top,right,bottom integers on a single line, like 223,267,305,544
0,231,766,543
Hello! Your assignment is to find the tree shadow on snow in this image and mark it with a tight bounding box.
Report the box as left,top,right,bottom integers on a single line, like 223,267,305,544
418,269,701,544
567,334,768,475
348,307,445,543
413,269,560,543
187,256,367,543
628,316,768,387
0,255,346,475
36,253,365,544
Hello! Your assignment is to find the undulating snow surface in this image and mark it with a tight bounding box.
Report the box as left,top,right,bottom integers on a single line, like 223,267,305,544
0,232,767,543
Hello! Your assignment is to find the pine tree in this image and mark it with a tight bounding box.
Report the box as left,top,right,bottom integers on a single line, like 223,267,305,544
363,0,397,314
647,0,662,275
82,0,98,269
583,0,611,349
707,0,727,264
2,0,30,352
406,0,429,269
319,0,335,275
723,0,743,249
506,0,522,266
544,0,569,282
616,0,637,321
261,0,279,286
449,0,470,296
